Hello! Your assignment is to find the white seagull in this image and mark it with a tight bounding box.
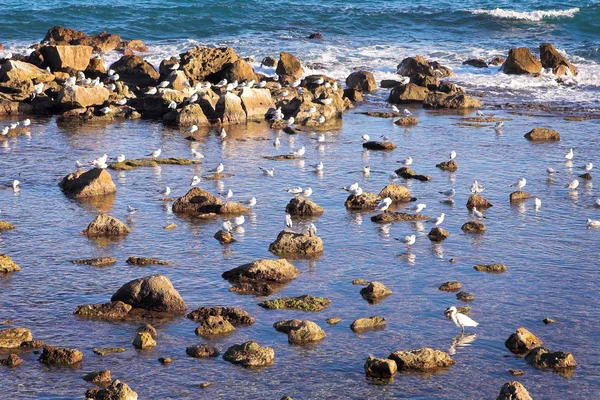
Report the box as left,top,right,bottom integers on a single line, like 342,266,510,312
587,218,600,228
399,234,416,248
431,213,445,226
375,197,393,213
566,180,579,190
410,203,427,214
211,163,225,174
147,149,162,158
190,176,201,186
292,146,306,157
285,214,293,229
509,178,527,191
285,187,303,195
259,167,275,177
565,148,574,160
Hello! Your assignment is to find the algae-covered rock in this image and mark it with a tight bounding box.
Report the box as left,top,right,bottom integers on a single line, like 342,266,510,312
223,341,274,368
259,295,331,312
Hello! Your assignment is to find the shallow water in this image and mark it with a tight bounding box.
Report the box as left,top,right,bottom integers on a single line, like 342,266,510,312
1,96,600,398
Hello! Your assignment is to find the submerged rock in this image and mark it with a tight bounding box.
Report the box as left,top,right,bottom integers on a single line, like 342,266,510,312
360,282,392,303
439,281,462,292
456,291,474,302
0,328,32,348
194,315,235,338
388,348,455,371
467,194,493,210
74,301,132,319
371,212,429,223
502,48,542,75
510,191,531,203
214,230,236,244
223,341,274,368
394,115,419,126
172,187,247,216
0,353,23,367
396,56,454,79
85,379,138,400
543,318,558,325
326,317,342,325
461,221,486,233
505,328,543,355
428,227,450,242
285,196,324,216
395,167,431,181
436,160,458,172
0,221,17,231
350,316,386,333
70,257,116,267
474,264,507,273
82,214,130,237
524,128,560,141
39,346,83,365
525,347,577,371
186,307,255,326
126,256,172,266
0,254,20,273
132,332,156,349
362,141,396,150
496,381,532,400
364,356,397,381
93,347,126,356
268,230,323,256
186,344,219,358
463,58,488,68
259,295,331,312
110,274,187,314
109,157,200,170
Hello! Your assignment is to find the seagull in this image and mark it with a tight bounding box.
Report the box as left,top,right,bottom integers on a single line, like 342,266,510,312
108,69,116,76
445,306,479,333
375,197,393,213
472,207,486,219
565,148,574,160
216,79,227,87
233,215,245,227
403,109,411,116
75,160,84,169
170,62,180,70
314,134,325,143
410,203,426,214
546,167,559,175
221,189,233,201
186,125,198,134
191,149,204,160
273,137,280,147
1,126,8,135
243,197,257,208
286,117,295,126
320,98,333,105
285,214,293,229
495,121,504,129
168,100,177,109
109,73,120,82
449,150,456,161
188,93,199,103
308,106,317,113
380,135,390,141
361,134,370,142
285,187,303,195
222,220,233,233
349,186,363,196
116,154,126,163
566,180,579,190
99,107,112,114
476,110,484,117
290,78,301,88
307,223,317,236
258,81,267,88
584,162,593,172
314,77,324,85
400,157,413,166
219,128,227,139
211,163,224,174
596,198,600,207
190,176,201,186
317,115,326,124
400,76,410,85
225,83,235,92
157,81,169,88
313,162,324,172
399,234,416,249
91,154,108,168
363,165,371,175
162,187,171,200
439,188,455,198
147,149,161,158
587,218,600,228
534,197,542,210
509,178,526,191
22,119,31,127
127,205,138,214
431,213,445,226
292,146,306,157
145,87,158,95
259,167,274,177
391,105,400,113
303,187,313,197
470,180,485,194
278,90,289,98
115,98,127,106
12,180,20,191
342,182,359,192
389,172,399,182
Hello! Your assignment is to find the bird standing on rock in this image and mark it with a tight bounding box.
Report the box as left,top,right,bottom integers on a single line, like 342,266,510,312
509,178,526,191
147,149,161,158
285,214,293,229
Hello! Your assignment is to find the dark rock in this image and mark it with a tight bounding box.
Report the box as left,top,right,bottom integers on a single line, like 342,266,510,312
172,187,248,216
505,328,543,355
85,379,137,400
540,43,578,76
345,192,380,210
39,346,83,365
474,264,506,273
510,191,531,203
346,70,376,92
186,344,219,358
285,196,324,216
394,116,418,126
463,58,488,68
467,194,492,210
388,348,455,371
186,307,255,326
81,214,130,237
509,369,525,376
261,56,277,67
350,316,386,333
364,356,397,380
223,341,274,368
222,259,300,285
543,318,557,325
439,281,462,292
371,212,429,223
343,87,363,102
110,274,187,314
496,381,532,400
214,230,235,244
137,323,157,339
195,315,235,338
0,353,23,367
126,256,172,266
456,291,474,302
389,83,429,103
428,227,450,242
259,295,331,312
395,167,431,181
524,128,560,141
489,57,505,66
362,141,396,150
360,282,392,303
502,48,542,75
308,33,324,39
158,357,172,365
110,55,159,87
380,79,401,88
276,52,304,80
83,369,112,384
461,221,486,233
423,93,482,109
396,56,454,79
525,347,577,371
436,160,458,172
268,230,323,256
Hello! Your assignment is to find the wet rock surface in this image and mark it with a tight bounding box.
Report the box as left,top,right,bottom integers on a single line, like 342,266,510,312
285,196,324,216
388,348,455,371
350,316,386,333
0,328,32,348
525,347,577,371
0,254,20,273
268,230,324,256
439,281,462,292
259,295,331,312
70,257,116,267
172,187,247,216
467,194,493,210
428,227,450,242
395,167,431,181
82,214,130,237
371,212,429,223
85,379,138,400
505,328,543,355
362,141,396,150
461,221,486,233
524,128,560,141
186,344,219,358
126,256,172,266
496,381,532,400
223,341,275,368
474,264,507,273
39,346,83,365
360,282,392,303
0,353,23,367
186,307,255,326
194,315,236,338
364,356,397,381
110,274,187,314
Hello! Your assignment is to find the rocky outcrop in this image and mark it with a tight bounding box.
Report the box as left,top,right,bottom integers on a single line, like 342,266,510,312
269,230,323,256
239,87,275,122
474,264,506,273
540,43,578,76
388,348,454,371
56,85,111,108
0,254,20,273
505,328,543,355
525,347,577,371
179,46,239,83
424,93,482,109
346,70,376,92
0,60,55,84
396,56,454,79
82,214,130,237
364,356,397,381
186,344,219,358
222,59,256,83
285,196,324,216
85,380,138,400
496,381,532,400
214,230,235,245
389,83,429,103
524,128,560,141
186,307,255,326
461,221,486,233
172,188,248,216
74,301,132,319
194,315,235,338
428,227,449,242
111,274,186,314
378,184,411,203
466,194,492,210
259,295,331,312
215,92,246,125
39,45,93,71
0,328,32,348
223,341,274,368
132,332,156,349
360,282,392,303
345,192,379,210
276,52,304,80
502,48,542,75
110,55,159,87
350,316,386,333
222,258,300,286
39,346,83,365
59,168,116,198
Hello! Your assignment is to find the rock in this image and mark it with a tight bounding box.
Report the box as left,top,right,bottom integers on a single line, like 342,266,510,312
343,88,363,102
174,103,211,127
489,56,506,66
326,317,342,325
222,258,300,286
424,93,482,109
510,191,531,203
0,221,17,231
259,294,330,312
346,70,376,92
362,141,396,150
0,328,32,348
179,46,239,83
0,60,54,86
57,85,111,108
110,55,159,87
0,254,20,273
543,318,557,325
350,316,386,333
364,356,397,380
119,40,148,53
461,221,486,233
93,347,126,356
215,92,247,125
39,346,83,365
439,281,462,292
85,379,138,400
436,160,458,172
239,87,275,122
524,128,560,141
73,31,122,53
199,382,212,389
285,196,324,216
381,79,401,88
137,323,157,339
360,282,392,303
276,52,304,80
467,194,493,210
268,230,323,256
273,319,303,333
352,279,370,286
540,43,578,76
71,257,116,267
223,341,274,368
74,301,132,319
345,192,380,210
222,59,256,83
286,320,326,344
172,187,248,215
371,212,429,223
502,48,542,75
474,264,506,273
389,83,429,103
525,347,577,370
195,315,235,338
505,328,543,355
43,26,87,44
428,227,450,242
394,116,418,126
126,257,171,266
164,70,190,91
59,168,116,198
163,223,177,230
395,167,431,181
39,45,93,71
496,381,532,400
214,230,236,244
463,58,488,68
83,370,112,384
509,369,525,377
82,214,130,237
261,56,276,67
378,184,411,203
397,56,454,79
111,274,186,314
187,307,255,326
579,172,592,180
132,332,156,349
0,353,23,367
20,340,46,349
308,32,324,39
388,348,455,371
186,344,219,358
456,291,473,302
158,357,171,365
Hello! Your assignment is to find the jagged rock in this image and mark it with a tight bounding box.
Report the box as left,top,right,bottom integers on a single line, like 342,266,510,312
73,31,122,53
467,194,493,210
186,307,255,326
43,26,87,44
543,318,558,325
502,48,542,75
0,60,55,84
343,87,363,102
222,59,256,83
436,160,458,171
259,295,331,312
505,328,543,355
85,57,107,78
214,230,235,244
510,191,531,202
82,214,130,237
276,52,304,80
394,116,418,126
85,379,138,400
239,87,275,122
172,187,248,215
350,316,386,333
119,39,148,53
110,55,159,87
524,128,560,141
489,56,506,66
345,192,380,210
389,348,454,371
0,221,17,231
111,274,186,314
223,341,274,368
261,56,276,67
396,56,454,79
195,315,235,338
0,353,23,367
285,196,324,216
378,184,411,203
389,83,429,103
137,323,157,339
186,344,219,358
215,92,246,124
83,369,112,384
92,347,126,356
439,281,462,292
461,221,486,233
39,45,93,71
496,381,532,400
326,317,342,325
424,93,482,109
59,168,116,198
126,257,172,266
395,167,431,181
179,46,239,83
0,328,32,348
540,43,578,76
39,346,82,365
371,212,429,223
174,103,211,127
346,70,376,92
268,230,323,256
362,141,396,150
428,227,449,242
474,264,506,273
74,301,132,319
222,259,300,285
463,58,488,68
525,347,577,370
286,320,326,344
456,291,474,302
132,332,156,349
364,356,397,380
165,70,189,91
360,282,392,303
70,257,116,267
0,254,20,273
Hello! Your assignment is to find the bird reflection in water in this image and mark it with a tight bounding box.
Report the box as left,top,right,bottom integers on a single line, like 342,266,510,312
449,333,477,355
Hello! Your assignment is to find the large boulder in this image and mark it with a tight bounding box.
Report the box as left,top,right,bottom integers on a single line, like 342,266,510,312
268,229,324,256
389,83,429,103
223,341,274,368
109,55,159,87
43,26,87,44
222,259,300,284
350,316,387,333
539,43,578,76
56,85,110,108
85,380,138,400
502,48,542,75
222,59,256,83
505,327,543,355
467,194,492,210
166,70,190,91
388,348,454,371
59,168,116,198
85,56,107,78
285,196,324,216
378,184,411,203
496,381,533,400
239,87,274,122
195,315,235,338
179,46,239,83
396,56,454,79
172,187,248,215
0,328,32,348
287,320,326,344
423,92,482,109
360,282,392,303
72,31,122,53
39,346,83,365
111,274,186,314
346,70,376,92
0,60,54,84
0,254,20,273
276,52,304,80
524,128,560,141
525,347,577,370
39,45,93,71
175,103,211,127
345,192,380,210
364,356,397,380
215,92,246,124
82,214,130,237
186,306,255,326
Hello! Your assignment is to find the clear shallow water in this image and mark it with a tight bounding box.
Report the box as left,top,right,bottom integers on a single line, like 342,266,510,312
0,104,600,398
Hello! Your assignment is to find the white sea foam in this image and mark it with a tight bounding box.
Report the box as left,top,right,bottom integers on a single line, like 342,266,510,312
470,8,580,22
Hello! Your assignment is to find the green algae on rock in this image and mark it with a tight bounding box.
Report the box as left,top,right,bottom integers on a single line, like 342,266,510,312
259,295,331,312
109,157,201,170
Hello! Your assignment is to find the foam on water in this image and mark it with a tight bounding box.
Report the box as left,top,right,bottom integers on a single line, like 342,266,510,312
470,7,581,21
